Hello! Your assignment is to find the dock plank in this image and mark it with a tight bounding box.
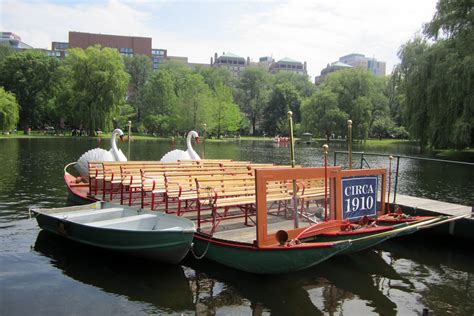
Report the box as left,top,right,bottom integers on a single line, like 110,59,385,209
393,194,471,217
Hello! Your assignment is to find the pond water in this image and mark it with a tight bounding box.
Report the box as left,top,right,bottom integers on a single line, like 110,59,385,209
0,137,473,315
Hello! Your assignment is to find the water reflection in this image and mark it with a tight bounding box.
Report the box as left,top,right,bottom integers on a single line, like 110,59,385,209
34,231,194,313
377,236,474,315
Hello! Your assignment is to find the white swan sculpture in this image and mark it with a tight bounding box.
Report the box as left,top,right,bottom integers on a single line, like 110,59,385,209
75,128,127,179
160,131,201,162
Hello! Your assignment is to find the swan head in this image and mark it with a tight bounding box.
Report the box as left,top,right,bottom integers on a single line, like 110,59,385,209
113,128,125,142
188,130,200,144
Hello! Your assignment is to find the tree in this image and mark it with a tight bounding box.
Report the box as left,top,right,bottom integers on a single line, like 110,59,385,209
207,82,241,136
65,46,129,135
301,89,348,141
263,82,301,135
123,55,152,122
141,70,177,135
395,0,473,149
0,44,14,61
274,71,315,98
0,87,20,132
322,68,384,139
0,50,60,132
235,66,272,135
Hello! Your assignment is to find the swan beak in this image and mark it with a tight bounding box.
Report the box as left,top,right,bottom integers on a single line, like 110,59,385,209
195,136,200,144
119,135,125,142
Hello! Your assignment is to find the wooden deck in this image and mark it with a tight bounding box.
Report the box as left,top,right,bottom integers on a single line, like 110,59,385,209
393,194,472,217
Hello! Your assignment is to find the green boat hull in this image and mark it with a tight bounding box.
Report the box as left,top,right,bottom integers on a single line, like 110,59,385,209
191,234,351,274
35,212,194,264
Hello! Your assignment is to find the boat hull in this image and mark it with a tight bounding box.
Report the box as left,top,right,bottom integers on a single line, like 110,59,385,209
35,213,194,264
191,234,351,274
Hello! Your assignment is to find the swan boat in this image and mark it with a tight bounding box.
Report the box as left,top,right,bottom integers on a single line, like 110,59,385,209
32,201,196,264
62,160,457,274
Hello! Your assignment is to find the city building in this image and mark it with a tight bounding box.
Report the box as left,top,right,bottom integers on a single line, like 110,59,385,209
0,32,33,49
315,53,386,84
151,48,167,70
269,57,307,75
338,53,386,77
315,61,353,84
68,31,152,57
211,52,249,77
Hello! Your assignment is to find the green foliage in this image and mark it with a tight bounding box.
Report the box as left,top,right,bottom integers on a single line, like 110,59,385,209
274,71,315,98
235,66,272,135
320,68,385,139
142,70,177,134
0,44,14,60
396,0,473,149
123,55,152,121
207,81,241,136
65,45,129,135
0,50,60,131
0,87,20,132
301,89,348,140
263,82,301,135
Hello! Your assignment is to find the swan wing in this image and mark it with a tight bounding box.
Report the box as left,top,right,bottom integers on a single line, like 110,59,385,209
160,149,191,162
75,148,114,179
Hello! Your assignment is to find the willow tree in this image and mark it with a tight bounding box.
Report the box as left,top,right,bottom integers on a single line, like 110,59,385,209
65,46,129,135
0,87,20,132
396,0,473,149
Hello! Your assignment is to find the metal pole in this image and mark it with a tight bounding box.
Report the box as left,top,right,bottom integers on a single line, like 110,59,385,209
360,152,364,169
347,120,352,170
333,151,337,166
288,111,298,228
127,121,131,160
323,144,329,221
387,155,393,214
202,123,207,159
393,156,400,203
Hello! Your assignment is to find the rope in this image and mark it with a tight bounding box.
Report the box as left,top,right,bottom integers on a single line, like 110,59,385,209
190,186,215,260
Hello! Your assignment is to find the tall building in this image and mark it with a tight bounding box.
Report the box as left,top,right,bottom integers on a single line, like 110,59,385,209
315,53,386,84
338,53,386,76
0,32,33,49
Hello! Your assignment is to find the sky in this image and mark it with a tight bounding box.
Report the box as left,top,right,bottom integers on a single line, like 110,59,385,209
0,0,439,79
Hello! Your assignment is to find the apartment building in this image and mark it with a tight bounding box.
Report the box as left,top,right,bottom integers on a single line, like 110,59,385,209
0,32,33,49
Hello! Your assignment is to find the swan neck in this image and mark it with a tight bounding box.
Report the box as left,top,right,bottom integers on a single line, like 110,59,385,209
111,131,118,159
187,133,198,159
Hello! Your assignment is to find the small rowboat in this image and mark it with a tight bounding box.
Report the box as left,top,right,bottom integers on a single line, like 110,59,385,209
32,201,196,264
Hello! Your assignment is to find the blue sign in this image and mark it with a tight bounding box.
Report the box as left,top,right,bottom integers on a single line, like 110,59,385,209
342,176,378,220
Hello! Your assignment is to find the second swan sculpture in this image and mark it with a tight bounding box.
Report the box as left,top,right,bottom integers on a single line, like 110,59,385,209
160,131,201,162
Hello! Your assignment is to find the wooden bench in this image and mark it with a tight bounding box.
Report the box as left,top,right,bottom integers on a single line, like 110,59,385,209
195,176,294,233
87,161,105,197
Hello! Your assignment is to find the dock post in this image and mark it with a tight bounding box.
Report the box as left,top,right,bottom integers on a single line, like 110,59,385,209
288,111,299,228
127,120,131,160
202,123,207,159
347,120,353,169
323,144,329,221
393,156,400,203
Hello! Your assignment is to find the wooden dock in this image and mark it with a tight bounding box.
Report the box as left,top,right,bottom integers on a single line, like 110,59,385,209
393,193,473,241
393,194,471,217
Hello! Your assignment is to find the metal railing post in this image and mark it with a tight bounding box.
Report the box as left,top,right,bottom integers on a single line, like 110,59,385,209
393,156,400,203
360,152,364,169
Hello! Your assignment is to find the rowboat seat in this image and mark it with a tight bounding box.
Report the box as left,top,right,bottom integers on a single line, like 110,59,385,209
51,207,124,219
87,213,157,229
